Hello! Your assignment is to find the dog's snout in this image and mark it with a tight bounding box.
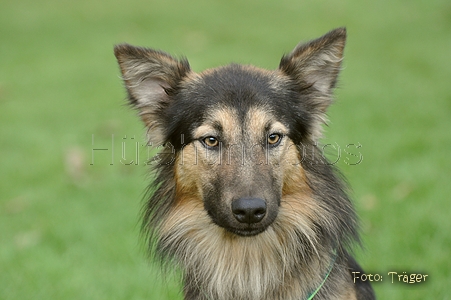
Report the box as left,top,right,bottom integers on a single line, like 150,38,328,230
231,198,266,224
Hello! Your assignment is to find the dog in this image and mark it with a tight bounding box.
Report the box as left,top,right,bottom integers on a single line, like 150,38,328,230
114,27,375,300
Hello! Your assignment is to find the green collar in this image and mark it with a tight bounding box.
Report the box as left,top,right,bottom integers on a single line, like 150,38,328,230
306,251,338,300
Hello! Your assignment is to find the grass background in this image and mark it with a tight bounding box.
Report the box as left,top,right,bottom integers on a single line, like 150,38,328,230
1,0,450,299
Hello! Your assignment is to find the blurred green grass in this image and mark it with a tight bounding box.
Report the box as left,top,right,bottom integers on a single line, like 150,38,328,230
1,0,450,299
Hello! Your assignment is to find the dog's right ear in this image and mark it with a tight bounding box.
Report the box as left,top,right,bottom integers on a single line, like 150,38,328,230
114,44,191,145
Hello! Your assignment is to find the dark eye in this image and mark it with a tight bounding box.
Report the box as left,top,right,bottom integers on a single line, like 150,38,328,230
267,133,282,146
202,136,219,148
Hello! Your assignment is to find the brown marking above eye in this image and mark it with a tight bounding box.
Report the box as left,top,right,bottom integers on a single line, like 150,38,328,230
203,136,220,148
267,133,282,146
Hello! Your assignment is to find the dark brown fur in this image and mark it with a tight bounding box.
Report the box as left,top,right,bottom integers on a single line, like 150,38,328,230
114,28,375,299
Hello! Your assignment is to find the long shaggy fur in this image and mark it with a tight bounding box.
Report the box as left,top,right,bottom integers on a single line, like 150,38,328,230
114,27,375,300
143,147,358,299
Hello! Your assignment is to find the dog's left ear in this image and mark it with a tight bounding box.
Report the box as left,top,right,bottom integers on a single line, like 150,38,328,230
114,44,191,145
279,27,346,113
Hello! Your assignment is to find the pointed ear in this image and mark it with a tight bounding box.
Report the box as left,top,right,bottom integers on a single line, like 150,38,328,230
114,44,191,145
279,27,346,112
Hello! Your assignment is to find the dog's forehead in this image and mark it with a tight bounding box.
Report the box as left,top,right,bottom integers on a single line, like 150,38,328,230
181,65,293,138
193,105,288,141
169,63,310,145
185,64,282,104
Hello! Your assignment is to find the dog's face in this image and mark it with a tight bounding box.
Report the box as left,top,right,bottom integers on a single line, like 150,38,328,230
171,66,299,236
115,28,346,237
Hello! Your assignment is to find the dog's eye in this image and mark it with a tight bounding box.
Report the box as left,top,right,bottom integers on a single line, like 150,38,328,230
202,136,219,148
267,133,282,146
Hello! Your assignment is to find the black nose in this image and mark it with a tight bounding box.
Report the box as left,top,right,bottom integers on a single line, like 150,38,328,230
231,198,266,224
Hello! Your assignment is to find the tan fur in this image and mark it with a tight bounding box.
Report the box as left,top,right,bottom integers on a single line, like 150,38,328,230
159,181,358,299
115,28,374,300
166,107,342,299
159,194,332,300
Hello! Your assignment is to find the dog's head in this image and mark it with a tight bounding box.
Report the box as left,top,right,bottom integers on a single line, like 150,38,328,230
115,28,346,237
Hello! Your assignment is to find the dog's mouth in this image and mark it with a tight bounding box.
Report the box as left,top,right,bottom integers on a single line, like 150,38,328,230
205,197,279,237
206,210,273,237
207,211,272,237
227,226,268,237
